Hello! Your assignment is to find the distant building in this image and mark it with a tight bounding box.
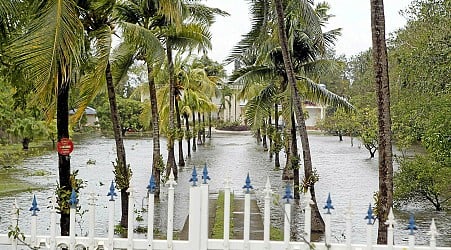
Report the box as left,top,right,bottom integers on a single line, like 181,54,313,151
69,107,99,127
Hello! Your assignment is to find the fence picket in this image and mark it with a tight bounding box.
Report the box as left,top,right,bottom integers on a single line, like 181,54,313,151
0,171,450,250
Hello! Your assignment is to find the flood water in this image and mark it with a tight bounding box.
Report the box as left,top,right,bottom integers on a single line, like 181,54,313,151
0,130,449,246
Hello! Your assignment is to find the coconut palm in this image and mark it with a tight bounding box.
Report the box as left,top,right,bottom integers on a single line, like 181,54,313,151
6,0,84,235
370,0,393,244
115,0,168,197
229,0,351,233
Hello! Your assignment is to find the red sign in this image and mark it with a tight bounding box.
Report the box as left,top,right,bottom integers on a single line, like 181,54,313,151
57,138,74,155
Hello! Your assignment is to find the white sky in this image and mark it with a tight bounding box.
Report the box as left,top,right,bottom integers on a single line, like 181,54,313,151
202,0,412,66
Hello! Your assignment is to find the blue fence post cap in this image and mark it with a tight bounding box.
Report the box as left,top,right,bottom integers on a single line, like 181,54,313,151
29,194,40,216
189,166,198,186
69,189,78,207
107,180,117,201
323,193,334,214
242,173,253,193
407,214,417,235
147,174,156,194
202,164,210,184
283,183,293,203
364,203,375,225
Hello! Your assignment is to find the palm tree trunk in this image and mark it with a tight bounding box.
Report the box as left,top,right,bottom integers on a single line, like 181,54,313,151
370,0,393,244
262,120,268,151
147,65,161,196
202,114,206,143
175,98,185,166
273,0,324,232
192,113,197,152
208,112,212,138
57,72,71,236
274,103,280,169
291,111,300,199
106,62,130,228
268,116,273,159
184,113,191,157
197,112,203,144
166,42,177,179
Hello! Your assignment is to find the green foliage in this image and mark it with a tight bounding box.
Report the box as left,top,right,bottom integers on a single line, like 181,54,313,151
112,159,132,190
97,96,145,132
55,170,86,215
394,154,450,211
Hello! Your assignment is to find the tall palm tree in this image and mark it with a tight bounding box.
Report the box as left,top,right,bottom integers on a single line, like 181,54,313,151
161,2,227,178
370,0,393,244
230,0,348,233
115,0,166,196
6,0,84,235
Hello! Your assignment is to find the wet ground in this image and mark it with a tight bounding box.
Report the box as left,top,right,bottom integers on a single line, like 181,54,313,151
0,130,449,246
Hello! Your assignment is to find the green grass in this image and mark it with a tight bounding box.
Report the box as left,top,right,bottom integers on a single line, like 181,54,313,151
211,191,234,239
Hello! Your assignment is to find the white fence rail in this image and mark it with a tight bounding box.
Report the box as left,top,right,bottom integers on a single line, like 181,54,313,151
0,167,449,250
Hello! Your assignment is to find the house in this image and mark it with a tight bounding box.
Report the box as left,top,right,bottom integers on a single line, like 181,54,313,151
69,106,99,127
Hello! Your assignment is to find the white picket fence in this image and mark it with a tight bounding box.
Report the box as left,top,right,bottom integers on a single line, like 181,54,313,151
0,167,449,250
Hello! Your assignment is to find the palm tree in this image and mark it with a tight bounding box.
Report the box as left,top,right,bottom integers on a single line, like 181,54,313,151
6,0,84,235
230,0,350,233
370,0,393,244
115,0,166,197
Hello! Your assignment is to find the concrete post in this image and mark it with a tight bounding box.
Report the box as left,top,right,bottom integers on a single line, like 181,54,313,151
107,194,115,250
200,183,209,250
189,184,201,249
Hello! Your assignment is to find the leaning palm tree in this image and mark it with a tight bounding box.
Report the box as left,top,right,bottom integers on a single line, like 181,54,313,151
370,0,393,244
230,0,349,233
6,0,84,235
115,0,166,196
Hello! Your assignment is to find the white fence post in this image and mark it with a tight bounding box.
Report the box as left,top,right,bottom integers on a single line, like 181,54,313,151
88,193,97,249
29,195,39,248
200,165,211,250
107,181,117,250
283,184,293,250
264,177,272,250
166,169,177,250
69,189,78,250
345,202,353,248
189,167,201,250
11,199,19,250
386,208,395,250
304,188,313,243
147,175,156,250
323,193,334,247
365,203,375,250
127,185,135,250
223,178,231,250
243,173,253,250
49,195,57,249
408,214,417,250
429,219,438,250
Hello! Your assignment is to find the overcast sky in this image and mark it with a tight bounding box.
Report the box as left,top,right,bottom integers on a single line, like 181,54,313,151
202,0,412,66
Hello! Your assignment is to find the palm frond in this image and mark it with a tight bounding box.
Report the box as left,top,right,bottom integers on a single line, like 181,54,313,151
7,0,84,111
120,21,165,62
296,75,354,111
72,25,112,122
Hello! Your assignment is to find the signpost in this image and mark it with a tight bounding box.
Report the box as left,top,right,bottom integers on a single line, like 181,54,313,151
57,138,74,156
